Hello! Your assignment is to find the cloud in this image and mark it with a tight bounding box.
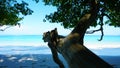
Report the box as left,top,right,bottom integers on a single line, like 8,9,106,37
85,44,120,50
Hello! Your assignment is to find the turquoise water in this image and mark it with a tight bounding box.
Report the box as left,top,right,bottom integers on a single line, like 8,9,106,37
0,35,44,46
85,35,120,42
0,35,120,55
0,35,119,46
84,35,120,47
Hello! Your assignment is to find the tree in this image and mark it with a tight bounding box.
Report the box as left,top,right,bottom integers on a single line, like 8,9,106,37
43,0,120,41
0,0,39,31
42,0,119,68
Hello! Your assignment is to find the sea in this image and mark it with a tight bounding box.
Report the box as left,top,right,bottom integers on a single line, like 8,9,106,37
0,35,120,68
0,35,120,55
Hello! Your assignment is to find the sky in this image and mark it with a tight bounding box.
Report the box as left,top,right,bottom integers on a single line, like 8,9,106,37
0,0,120,35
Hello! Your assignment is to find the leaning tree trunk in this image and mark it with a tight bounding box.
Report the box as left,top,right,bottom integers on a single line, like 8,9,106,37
71,0,100,45
56,0,113,68
48,42,65,68
44,0,113,68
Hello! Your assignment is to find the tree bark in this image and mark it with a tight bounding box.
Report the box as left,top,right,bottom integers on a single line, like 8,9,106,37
48,43,64,68
71,0,99,45
58,44,113,68
55,0,113,68
44,0,113,68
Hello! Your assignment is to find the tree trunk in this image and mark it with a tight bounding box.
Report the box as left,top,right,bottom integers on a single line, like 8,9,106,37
59,44,113,68
44,0,113,68
71,0,100,45
48,43,64,68
56,0,113,68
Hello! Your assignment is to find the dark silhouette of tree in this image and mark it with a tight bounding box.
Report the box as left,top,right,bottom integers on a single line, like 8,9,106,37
0,0,39,31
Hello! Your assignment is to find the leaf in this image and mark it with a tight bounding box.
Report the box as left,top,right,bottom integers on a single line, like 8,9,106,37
43,0,120,28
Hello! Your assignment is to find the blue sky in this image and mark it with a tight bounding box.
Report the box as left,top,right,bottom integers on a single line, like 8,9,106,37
0,0,120,35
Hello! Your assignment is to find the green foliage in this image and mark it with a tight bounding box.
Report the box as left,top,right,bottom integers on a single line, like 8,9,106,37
43,0,120,28
0,0,39,26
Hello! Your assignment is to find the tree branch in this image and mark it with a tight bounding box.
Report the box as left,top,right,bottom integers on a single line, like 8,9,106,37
0,23,20,31
0,26,11,31
86,9,105,41
103,13,111,20
86,24,104,41
71,0,100,44
86,28,101,34
98,24,104,41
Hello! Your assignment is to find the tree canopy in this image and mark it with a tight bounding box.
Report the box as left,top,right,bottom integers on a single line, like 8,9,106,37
43,0,120,28
0,0,39,29
0,0,119,33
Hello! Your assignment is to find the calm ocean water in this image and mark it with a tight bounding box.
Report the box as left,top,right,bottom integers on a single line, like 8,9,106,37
0,35,120,55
